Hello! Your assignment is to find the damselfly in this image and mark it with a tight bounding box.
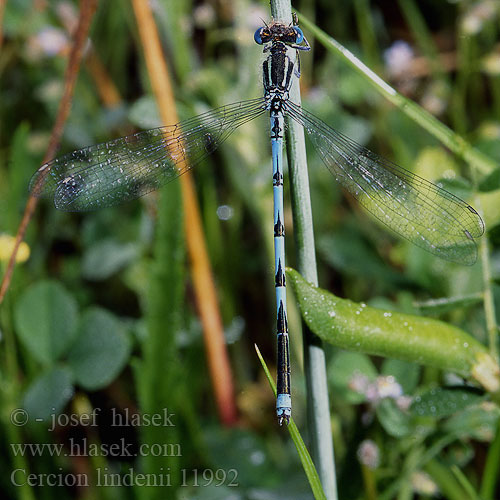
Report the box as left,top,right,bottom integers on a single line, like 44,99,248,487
30,19,484,425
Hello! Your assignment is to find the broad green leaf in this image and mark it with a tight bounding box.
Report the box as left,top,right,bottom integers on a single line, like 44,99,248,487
376,398,411,437
204,428,274,488
328,352,377,403
14,280,79,364
411,387,484,418
479,167,500,192
67,307,131,390
129,95,162,129
81,238,139,281
443,404,500,441
22,367,74,421
287,268,499,391
382,359,420,394
431,177,474,202
317,231,405,287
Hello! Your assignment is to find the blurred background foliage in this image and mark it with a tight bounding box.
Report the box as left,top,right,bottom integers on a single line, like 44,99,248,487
1,0,500,498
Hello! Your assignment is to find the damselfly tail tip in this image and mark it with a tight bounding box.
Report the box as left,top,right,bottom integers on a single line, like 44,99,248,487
276,398,291,426
278,414,290,426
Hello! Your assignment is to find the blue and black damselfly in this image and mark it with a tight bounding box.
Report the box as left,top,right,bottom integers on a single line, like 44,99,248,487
30,18,484,425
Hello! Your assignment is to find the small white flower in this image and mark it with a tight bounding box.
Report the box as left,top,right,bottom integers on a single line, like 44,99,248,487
193,4,216,28
348,372,371,395
411,471,439,495
396,395,413,411
27,27,69,59
482,51,500,75
376,375,403,399
462,0,498,35
384,40,415,77
357,440,380,469
365,383,380,403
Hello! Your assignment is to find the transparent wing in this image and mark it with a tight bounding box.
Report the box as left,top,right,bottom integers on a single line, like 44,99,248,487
30,98,266,211
284,101,484,265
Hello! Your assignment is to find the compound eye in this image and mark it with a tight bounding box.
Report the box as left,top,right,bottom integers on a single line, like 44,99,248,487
294,27,304,44
254,27,264,45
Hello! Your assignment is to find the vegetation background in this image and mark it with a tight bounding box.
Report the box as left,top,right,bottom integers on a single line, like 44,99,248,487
1,0,500,498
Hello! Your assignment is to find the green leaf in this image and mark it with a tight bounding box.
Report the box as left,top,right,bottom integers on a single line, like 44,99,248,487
67,307,131,390
479,167,500,192
317,231,405,287
14,280,79,364
22,367,74,421
138,176,185,487
81,238,139,280
287,268,498,389
376,398,411,437
443,405,500,441
204,428,274,488
328,352,377,403
7,123,37,233
411,387,484,418
433,178,474,201
381,359,420,394
128,95,162,129
444,442,475,468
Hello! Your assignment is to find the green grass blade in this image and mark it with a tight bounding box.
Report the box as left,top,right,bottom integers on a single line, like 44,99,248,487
254,344,328,500
451,464,481,500
480,419,500,499
137,180,185,495
296,12,497,176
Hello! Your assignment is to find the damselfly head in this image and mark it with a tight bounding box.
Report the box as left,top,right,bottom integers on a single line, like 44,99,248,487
254,22,304,46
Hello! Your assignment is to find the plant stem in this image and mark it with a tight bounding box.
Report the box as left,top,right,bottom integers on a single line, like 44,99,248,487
479,216,498,362
361,463,379,500
478,192,500,499
480,418,500,499
270,1,338,498
424,459,468,500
